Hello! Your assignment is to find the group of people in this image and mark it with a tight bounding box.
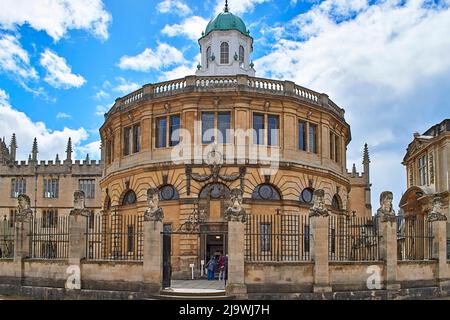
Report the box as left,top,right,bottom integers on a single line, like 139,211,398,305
205,253,228,281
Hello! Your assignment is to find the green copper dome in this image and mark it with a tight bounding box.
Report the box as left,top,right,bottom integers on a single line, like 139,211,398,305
203,11,249,38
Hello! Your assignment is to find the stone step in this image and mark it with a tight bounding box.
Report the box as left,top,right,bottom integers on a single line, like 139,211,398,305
149,294,231,301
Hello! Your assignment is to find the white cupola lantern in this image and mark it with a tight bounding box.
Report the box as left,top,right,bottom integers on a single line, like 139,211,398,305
196,0,256,77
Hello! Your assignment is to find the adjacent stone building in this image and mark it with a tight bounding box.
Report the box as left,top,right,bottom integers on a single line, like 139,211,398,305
400,119,450,233
0,136,102,220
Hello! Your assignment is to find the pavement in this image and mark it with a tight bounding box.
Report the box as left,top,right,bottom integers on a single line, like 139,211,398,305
165,280,226,294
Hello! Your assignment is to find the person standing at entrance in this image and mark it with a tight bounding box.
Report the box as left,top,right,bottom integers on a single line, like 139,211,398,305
206,256,216,281
218,254,225,281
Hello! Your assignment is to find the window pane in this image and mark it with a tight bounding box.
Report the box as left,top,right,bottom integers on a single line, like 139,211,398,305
268,115,279,146
202,112,215,144
253,114,265,145
309,124,318,153
220,42,229,64
123,127,131,156
299,121,306,151
156,117,167,148
217,112,231,144
239,46,244,67
206,46,211,68
133,124,141,153
170,115,180,147
335,135,339,163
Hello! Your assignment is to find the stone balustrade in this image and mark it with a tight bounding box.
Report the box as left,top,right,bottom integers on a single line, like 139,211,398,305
108,75,346,120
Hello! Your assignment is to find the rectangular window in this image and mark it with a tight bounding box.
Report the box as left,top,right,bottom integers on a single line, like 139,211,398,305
9,209,17,228
335,134,340,163
43,179,59,199
133,124,141,153
156,117,167,148
202,112,215,144
127,225,135,253
253,113,265,145
217,112,231,144
268,115,279,146
309,123,318,154
419,155,428,186
260,223,272,252
170,115,180,147
123,127,131,156
299,121,307,151
43,209,58,228
79,179,96,199
88,210,95,229
304,225,310,253
330,132,335,161
11,178,26,198
330,228,336,255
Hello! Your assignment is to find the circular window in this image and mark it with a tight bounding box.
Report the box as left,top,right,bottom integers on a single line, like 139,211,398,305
160,186,175,201
210,184,224,199
122,191,136,205
259,185,274,200
301,188,314,204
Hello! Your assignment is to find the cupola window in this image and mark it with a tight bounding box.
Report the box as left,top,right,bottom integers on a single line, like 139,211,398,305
239,45,245,67
220,42,229,64
206,46,212,68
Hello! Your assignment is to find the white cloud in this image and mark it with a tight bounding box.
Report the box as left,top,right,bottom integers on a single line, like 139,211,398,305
78,140,101,159
40,49,86,89
95,103,113,117
94,89,110,101
113,77,141,94
118,43,185,72
0,34,38,81
159,54,200,81
0,0,112,41
157,0,192,16
255,0,450,209
214,0,271,14
0,88,91,160
56,112,71,119
162,16,209,41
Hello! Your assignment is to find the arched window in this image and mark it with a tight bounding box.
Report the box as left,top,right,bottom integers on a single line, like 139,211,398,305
300,188,314,204
206,46,211,68
122,190,137,206
252,184,281,201
239,45,245,67
332,195,341,210
220,42,229,64
159,185,180,201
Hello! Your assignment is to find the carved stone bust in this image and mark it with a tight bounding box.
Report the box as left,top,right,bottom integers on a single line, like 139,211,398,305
428,196,447,222
225,189,246,223
16,194,33,222
144,188,164,222
309,189,329,217
376,191,396,222
70,191,91,217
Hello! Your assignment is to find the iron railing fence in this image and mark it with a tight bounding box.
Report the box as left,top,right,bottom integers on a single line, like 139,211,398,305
397,216,433,261
329,216,381,261
245,214,310,262
86,213,144,262
0,216,14,259
29,216,70,260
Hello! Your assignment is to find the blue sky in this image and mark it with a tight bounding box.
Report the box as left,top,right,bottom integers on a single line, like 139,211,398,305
0,0,449,209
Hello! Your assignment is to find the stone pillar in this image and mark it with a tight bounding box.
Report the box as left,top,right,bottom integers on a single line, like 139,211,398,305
143,220,163,293
225,189,248,299
379,219,400,290
143,188,165,294
68,214,87,266
13,195,33,285
430,219,448,288
310,215,332,293
226,221,247,299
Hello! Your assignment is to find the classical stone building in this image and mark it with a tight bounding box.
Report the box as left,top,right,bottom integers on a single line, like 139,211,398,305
400,119,450,233
99,4,372,279
0,136,102,220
